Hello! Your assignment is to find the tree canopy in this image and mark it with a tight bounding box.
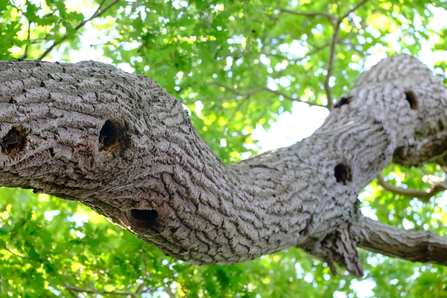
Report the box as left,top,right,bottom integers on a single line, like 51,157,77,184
0,0,447,297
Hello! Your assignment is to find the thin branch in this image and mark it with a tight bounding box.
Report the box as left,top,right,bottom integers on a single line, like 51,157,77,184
323,22,339,110
37,0,121,61
63,284,138,297
354,217,447,266
265,88,322,107
223,96,249,133
207,82,265,98
324,0,370,110
265,43,330,63
279,9,336,24
207,82,325,107
65,287,80,298
340,0,369,19
338,40,367,56
376,174,446,203
2,245,32,260
20,21,32,60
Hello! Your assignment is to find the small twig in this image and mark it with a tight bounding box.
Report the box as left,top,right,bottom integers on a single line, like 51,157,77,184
340,0,369,19
265,43,330,63
338,40,367,56
20,21,32,59
376,174,446,203
65,287,80,298
207,82,325,107
324,0,370,109
223,96,249,133
2,245,33,260
37,0,121,60
63,284,138,297
9,220,26,239
323,22,340,110
279,9,336,25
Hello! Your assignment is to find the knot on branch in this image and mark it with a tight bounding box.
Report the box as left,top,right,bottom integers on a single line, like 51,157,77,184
130,209,159,228
1,126,28,156
404,90,418,110
99,120,130,153
334,163,352,185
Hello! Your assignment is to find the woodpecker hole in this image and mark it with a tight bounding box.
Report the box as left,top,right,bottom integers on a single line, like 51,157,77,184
131,209,158,228
99,120,128,152
334,164,352,185
1,127,27,155
404,90,417,110
334,96,352,108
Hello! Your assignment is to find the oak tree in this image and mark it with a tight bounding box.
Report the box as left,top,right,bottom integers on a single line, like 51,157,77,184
1,0,446,297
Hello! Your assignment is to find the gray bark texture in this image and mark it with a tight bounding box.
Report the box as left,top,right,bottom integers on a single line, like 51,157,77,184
0,54,446,277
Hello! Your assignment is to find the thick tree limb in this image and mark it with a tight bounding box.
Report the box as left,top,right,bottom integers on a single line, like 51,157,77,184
354,217,447,266
376,174,446,202
0,55,446,277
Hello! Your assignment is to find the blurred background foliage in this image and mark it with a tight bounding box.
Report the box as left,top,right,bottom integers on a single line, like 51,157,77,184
0,0,447,297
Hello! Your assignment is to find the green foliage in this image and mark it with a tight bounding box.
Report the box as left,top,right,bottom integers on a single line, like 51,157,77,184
0,0,447,297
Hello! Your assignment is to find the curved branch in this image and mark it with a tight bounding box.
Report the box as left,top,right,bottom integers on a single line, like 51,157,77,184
376,174,446,202
354,217,447,266
0,55,446,276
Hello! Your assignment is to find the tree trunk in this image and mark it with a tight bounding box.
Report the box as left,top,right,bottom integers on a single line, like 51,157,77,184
0,54,446,277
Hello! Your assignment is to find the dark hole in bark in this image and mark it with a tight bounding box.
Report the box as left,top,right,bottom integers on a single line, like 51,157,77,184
404,90,417,109
1,127,27,155
99,120,128,152
131,209,158,227
334,164,352,185
334,96,352,108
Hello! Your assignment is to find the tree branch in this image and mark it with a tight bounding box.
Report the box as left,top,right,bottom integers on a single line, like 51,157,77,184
265,43,330,64
37,0,121,61
279,9,336,24
0,55,446,276
65,287,80,298
207,82,325,107
354,217,447,265
324,0,370,110
2,245,32,260
340,0,370,19
63,284,138,297
323,22,339,110
20,21,32,60
376,174,446,202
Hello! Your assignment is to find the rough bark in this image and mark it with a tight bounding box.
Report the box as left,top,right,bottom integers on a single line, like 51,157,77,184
0,54,446,277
